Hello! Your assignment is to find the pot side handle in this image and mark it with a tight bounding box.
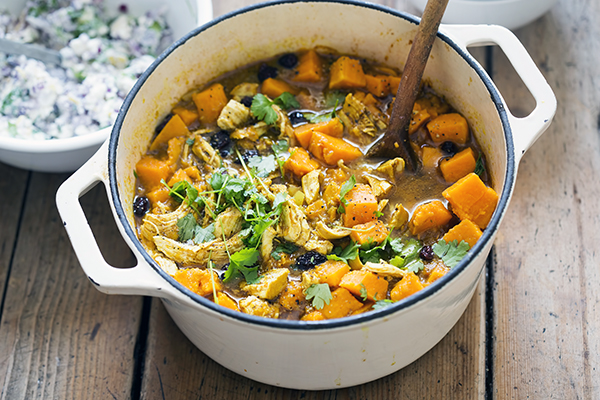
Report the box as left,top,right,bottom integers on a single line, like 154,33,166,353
55,141,175,299
441,24,557,162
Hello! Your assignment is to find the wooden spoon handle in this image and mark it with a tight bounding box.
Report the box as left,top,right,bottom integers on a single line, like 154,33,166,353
370,0,449,169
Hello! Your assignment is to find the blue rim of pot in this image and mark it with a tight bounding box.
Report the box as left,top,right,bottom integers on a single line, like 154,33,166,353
109,0,515,330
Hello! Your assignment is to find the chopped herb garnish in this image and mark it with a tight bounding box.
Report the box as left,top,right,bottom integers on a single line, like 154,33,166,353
433,239,470,268
305,99,341,123
328,241,360,264
177,214,197,242
373,299,395,310
251,92,299,125
186,137,195,146
474,154,485,176
223,248,260,284
194,223,215,244
359,283,368,301
338,175,356,212
271,241,300,260
248,154,278,177
305,283,332,310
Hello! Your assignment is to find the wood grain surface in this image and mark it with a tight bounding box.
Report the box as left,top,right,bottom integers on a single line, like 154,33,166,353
0,0,597,399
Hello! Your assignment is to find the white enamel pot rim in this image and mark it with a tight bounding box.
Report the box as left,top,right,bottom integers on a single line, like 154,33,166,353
58,1,556,332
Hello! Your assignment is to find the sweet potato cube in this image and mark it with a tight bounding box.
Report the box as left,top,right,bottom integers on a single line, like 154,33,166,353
167,168,192,187
442,173,498,229
301,311,326,321
426,264,449,285
421,146,443,169
192,83,228,125
284,147,320,176
339,270,388,301
427,113,469,144
390,273,424,301
443,218,482,248
306,199,326,220
261,77,298,98
319,287,363,319
135,156,172,190
342,184,379,227
440,147,477,182
150,114,190,151
350,220,389,245
315,260,351,287
329,56,367,90
308,131,362,165
388,75,402,95
408,103,431,135
279,281,306,311
216,291,239,311
365,74,391,97
294,117,344,148
172,106,199,126
294,49,323,83
173,268,222,297
146,186,170,205
409,200,453,236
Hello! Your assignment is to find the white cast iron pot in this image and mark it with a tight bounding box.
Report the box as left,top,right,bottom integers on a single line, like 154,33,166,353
56,1,556,390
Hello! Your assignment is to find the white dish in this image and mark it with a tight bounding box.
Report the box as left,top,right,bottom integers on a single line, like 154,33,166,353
408,0,558,30
0,0,213,173
56,1,556,389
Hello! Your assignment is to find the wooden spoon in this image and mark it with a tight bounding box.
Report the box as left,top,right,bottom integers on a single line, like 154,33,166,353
367,0,449,171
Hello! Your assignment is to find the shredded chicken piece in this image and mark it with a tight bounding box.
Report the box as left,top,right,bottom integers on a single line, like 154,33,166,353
272,103,294,139
217,99,251,131
230,82,258,101
192,135,221,169
389,204,409,230
301,169,321,205
338,93,387,137
376,157,405,180
260,226,277,262
241,268,289,300
378,199,389,213
231,121,268,141
366,175,392,198
154,255,178,276
304,233,334,254
363,261,408,279
315,221,351,240
214,207,243,238
141,202,190,242
301,270,321,290
239,296,280,318
153,234,244,266
280,196,311,246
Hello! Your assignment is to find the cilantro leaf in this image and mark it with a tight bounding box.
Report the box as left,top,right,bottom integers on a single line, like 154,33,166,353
209,170,227,191
325,91,346,107
251,94,278,125
193,223,215,244
305,283,332,310
273,92,300,110
339,175,356,208
186,137,195,146
433,239,470,268
328,241,360,264
177,214,197,242
359,283,368,301
373,299,395,310
272,139,289,154
223,248,260,283
305,98,341,123
248,154,277,177
474,154,485,176
271,241,300,260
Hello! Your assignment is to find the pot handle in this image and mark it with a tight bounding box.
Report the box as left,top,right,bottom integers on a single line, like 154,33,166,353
441,24,557,162
55,141,175,299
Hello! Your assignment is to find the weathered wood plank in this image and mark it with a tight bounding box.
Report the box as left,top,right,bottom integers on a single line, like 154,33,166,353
0,164,29,306
0,175,142,399
490,0,600,397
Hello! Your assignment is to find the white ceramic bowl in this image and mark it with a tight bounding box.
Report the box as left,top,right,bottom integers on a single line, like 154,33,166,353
56,1,556,390
408,0,558,30
0,0,213,173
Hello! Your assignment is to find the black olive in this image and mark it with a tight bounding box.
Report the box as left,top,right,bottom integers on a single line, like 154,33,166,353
440,141,457,156
210,130,231,150
278,53,298,69
288,111,307,125
419,245,434,261
258,63,278,82
154,113,173,134
240,96,253,108
295,251,327,270
133,196,150,217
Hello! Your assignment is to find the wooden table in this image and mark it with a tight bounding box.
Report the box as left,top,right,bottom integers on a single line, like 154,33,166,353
1,0,597,398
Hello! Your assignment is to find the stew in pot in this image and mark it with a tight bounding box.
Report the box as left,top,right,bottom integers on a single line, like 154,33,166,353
132,47,498,320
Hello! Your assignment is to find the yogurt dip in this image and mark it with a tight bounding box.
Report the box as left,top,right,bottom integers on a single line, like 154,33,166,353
0,0,172,140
